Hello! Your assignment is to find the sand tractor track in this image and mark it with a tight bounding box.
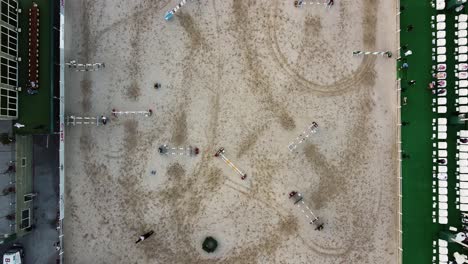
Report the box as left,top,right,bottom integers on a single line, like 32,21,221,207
267,0,376,96
223,180,352,256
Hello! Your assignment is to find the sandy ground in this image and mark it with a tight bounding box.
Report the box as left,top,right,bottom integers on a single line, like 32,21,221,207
63,0,398,263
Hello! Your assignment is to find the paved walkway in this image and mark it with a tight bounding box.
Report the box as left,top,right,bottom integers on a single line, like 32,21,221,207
17,135,59,264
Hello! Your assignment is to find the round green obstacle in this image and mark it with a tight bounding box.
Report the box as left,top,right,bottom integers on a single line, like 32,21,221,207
202,237,218,253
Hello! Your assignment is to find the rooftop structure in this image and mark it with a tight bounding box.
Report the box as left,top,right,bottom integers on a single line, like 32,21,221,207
0,0,20,120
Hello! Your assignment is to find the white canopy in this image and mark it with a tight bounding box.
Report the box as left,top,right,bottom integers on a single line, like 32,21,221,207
439,166,448,173
439,55,447,62
460,159,468,167
439,141,447,148
440,216,448,224
454,252,468,264
440,209,448,217
438,80,447,88
436,0,445,10
459,30,468,38
459,54,468,62
438,31,446,38
438,47,447,54
438,106,447,113
438,22,446,30
440,247,449,255
461,130,468,137
459,144,468,152
460,174,468,182
439,239,449,247
460,22,468,30
438,173,448,180
439,194,448,201
439,180,448,187
460,105,468,113
438,39,447,46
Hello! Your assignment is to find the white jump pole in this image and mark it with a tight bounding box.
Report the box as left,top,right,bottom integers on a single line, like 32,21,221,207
288,122,319,152
65,115,106,126
294,0,334,7
111,109,153,117
159,145,199,156
66,60,105,71
353,50,393,58
289,191,324,230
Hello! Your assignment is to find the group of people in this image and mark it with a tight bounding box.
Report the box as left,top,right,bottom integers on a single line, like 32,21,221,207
27,81,39,95
428,79,447,95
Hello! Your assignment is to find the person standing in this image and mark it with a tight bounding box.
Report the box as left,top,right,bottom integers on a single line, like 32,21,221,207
135,230,154,244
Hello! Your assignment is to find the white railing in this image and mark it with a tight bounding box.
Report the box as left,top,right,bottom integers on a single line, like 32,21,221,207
58,1,65,263
396,0,403,262
397,79,403,264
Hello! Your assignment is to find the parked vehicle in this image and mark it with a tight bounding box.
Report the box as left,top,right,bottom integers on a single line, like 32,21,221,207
3,244,24,264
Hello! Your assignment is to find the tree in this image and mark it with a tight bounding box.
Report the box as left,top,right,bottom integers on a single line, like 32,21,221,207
0,133,14,145
202,237,218,253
